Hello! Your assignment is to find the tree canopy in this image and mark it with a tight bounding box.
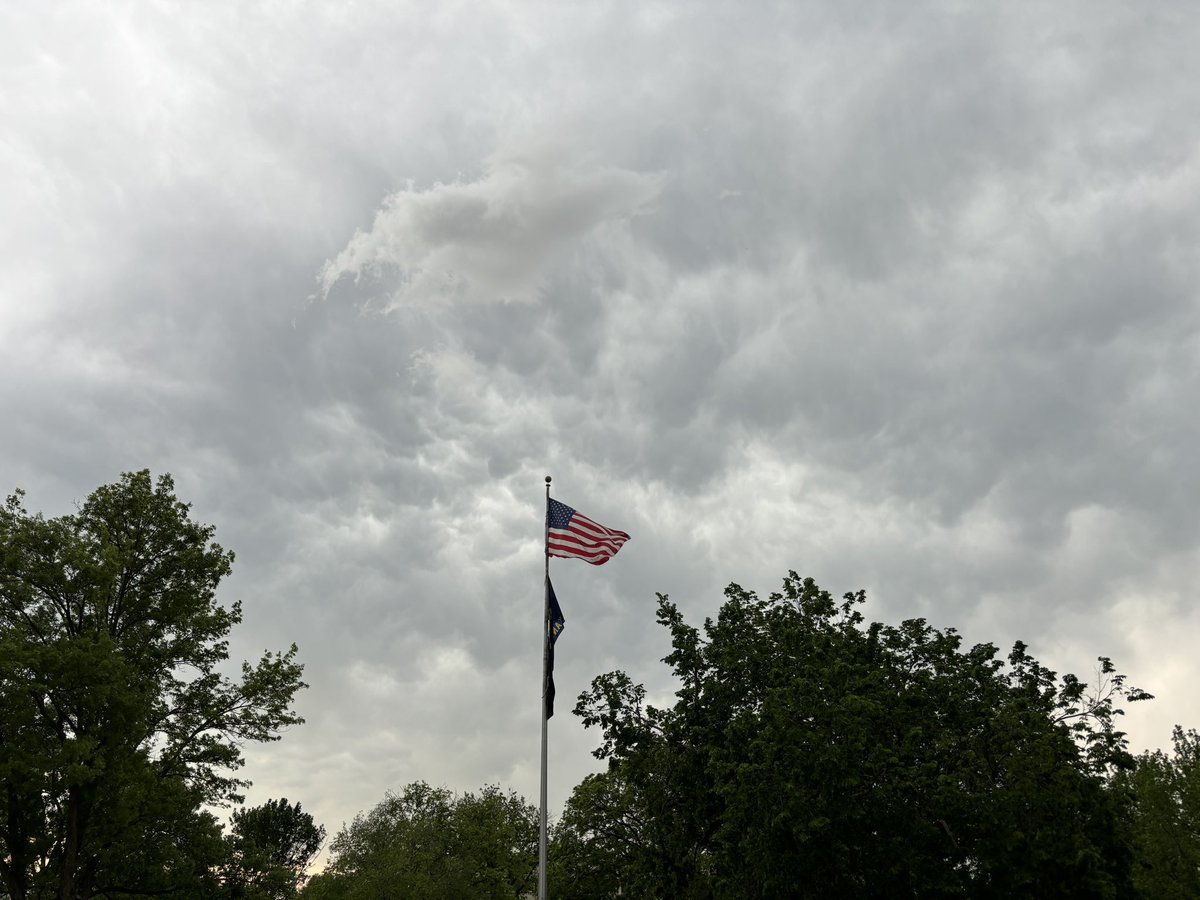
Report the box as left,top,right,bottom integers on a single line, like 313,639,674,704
1122,726,1200,899
304,782,538,900
562,572,1152,899
227,798,325,900
0,471,308,900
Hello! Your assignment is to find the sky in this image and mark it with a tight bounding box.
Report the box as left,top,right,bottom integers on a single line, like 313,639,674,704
3,0,1199,854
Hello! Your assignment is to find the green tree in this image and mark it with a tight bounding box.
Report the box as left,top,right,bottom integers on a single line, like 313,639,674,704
0,471,307,900
548,768,651,900
228,799,325,900
573,572,1149,899
1123,726,1200,898
303,782,537,900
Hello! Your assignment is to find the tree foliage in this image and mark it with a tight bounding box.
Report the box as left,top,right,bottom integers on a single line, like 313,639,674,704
1122,726,1200,899
567,572,1151,899
548,768,650,900
303,782,538,900
0,471,307,900
228,798,325,900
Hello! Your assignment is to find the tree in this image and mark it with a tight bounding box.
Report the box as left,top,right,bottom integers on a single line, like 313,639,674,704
573,572,1149,899
1123,726,1200,899
548,768,651,900
303,782,538,900
227,799,325,900
0,471,307,900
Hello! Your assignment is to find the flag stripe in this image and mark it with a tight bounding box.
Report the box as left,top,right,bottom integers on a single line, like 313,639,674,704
547,532,627,555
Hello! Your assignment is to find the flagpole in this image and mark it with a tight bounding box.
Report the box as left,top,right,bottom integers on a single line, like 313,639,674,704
539,474,551,900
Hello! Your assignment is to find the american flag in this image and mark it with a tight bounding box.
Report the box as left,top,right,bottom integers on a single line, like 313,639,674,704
547,498,630,565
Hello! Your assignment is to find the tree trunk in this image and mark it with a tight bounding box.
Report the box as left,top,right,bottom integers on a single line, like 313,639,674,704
58,784,95,900
3,778,31,900
0,858,27,900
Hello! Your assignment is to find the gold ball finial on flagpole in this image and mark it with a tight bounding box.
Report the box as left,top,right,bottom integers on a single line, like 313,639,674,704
545,475,552,484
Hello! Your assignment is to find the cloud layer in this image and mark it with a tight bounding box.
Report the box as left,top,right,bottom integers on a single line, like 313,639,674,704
3,0,1199,855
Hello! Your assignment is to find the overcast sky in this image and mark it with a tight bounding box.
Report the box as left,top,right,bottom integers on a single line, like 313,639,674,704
4,0,1199,851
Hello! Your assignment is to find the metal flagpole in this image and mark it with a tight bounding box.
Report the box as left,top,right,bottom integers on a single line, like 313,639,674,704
539,474,551,900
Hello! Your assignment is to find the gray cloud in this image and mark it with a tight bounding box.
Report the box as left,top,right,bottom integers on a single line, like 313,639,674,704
4,0,1200,862
320,148,663,306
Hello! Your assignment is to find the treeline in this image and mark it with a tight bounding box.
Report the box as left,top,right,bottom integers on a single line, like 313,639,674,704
3,473,1198,899
307,576,1200,900
552,577,1196,899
